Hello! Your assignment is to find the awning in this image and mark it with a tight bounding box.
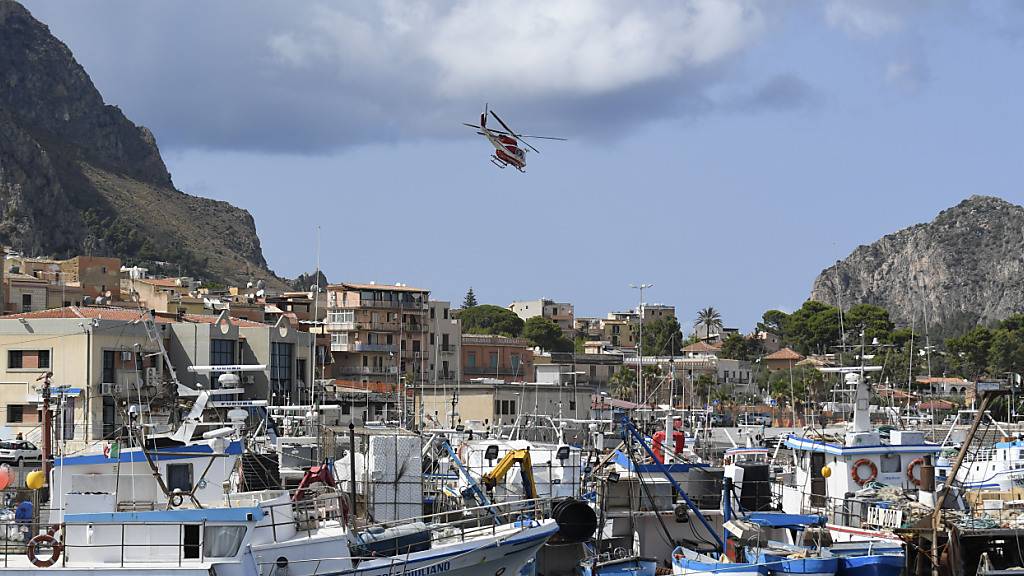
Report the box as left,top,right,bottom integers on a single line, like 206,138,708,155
744,512,825,529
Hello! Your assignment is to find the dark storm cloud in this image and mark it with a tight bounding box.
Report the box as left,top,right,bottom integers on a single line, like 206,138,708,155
20,0,810,153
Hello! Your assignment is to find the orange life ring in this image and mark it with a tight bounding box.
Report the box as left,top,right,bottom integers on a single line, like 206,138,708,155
907,458,925,486
851,458,877,485
27,533,62,568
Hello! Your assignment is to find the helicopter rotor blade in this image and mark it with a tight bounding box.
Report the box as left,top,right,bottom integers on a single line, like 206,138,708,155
489,110,517,137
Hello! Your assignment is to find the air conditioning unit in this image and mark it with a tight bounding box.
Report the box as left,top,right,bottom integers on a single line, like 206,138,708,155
101,382,116,396
146,367,160,386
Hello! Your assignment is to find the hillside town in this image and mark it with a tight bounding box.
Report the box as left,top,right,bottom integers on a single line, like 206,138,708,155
0,249,989,450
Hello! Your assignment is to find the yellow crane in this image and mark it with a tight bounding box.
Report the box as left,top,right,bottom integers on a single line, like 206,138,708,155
480,449,538,500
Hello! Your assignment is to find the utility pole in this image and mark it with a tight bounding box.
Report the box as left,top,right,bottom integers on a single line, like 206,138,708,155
630,283,653,408
38,372,54,477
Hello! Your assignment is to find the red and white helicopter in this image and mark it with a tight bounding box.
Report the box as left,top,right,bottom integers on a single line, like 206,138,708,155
463,105,566,172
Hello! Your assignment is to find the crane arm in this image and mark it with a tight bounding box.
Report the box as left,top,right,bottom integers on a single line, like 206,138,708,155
480,449,538,500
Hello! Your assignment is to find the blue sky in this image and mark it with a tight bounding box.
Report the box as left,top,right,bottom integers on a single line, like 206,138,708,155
21,1,1024,331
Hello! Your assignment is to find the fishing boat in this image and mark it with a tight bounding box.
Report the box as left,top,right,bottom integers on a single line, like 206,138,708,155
673,546,768,576
825,541,904,576
936,437,1024,491
779,369,941,543
7,490,560,576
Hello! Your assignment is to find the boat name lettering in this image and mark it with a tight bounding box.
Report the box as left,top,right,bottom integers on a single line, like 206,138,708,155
407,561,450,576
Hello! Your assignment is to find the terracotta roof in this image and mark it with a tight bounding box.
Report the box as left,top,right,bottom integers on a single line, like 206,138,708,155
180,313,268,328
764,347,803,361
916,377,969,384
461,334,532,347
329,282,428,293
683,341,721,353
3,306,267,327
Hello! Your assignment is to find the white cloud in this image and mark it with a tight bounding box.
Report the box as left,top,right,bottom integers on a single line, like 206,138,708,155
424,0,765,97
824,0,903,37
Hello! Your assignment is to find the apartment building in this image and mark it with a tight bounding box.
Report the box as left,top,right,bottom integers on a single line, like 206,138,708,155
7,255,121,300
126,276,204,314
509,299,574,338
59,256,121,299
416,378,593,430
0,306,314,447
325,282,430,389
461,334,533,382
427,300,461,388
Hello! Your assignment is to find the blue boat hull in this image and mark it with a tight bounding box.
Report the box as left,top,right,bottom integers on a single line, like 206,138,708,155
837,555,904,576
746,550,839,576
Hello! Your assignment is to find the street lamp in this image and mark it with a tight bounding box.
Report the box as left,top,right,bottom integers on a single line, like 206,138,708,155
630,283,654,406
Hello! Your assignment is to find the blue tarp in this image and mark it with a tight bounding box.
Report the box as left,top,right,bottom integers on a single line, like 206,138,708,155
744,512,825,529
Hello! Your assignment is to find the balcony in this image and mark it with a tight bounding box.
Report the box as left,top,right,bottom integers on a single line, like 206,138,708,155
331,342,398,353
438,344,458,353
337,300,428,311
326,321,358,331
335,366,399,376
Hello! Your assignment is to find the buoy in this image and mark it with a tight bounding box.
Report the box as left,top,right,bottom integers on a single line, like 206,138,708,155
0,464,12,490
26,470,45,490
821,465,832,479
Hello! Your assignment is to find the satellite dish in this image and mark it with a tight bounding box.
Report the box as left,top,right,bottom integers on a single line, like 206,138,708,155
104,290,112,298
228,408,248,422
256,279,265,290
246,281,254,289
95,296,105,305
217,373,241,387
83,296,93,305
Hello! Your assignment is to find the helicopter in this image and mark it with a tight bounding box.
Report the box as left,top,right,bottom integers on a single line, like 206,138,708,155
462,105,566,172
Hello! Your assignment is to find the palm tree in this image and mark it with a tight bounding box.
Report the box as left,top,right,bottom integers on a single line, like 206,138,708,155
695,307,723,342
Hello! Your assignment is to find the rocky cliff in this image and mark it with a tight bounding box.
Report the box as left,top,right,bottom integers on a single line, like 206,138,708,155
810,195,1024,337
0,1,282,287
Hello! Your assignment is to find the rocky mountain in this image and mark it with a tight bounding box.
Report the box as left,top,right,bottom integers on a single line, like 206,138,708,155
811,195,1024,337
0,1,284,288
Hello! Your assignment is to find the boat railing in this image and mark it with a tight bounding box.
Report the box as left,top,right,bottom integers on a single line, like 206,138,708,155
251,490,553,547
3,517,221,568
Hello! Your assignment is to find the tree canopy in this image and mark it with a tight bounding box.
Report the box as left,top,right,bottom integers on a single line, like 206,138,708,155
522,316,573,352
456,304,523,336
719,333,761,361
641,315,684,356
462,287,478,309
695,307,723,340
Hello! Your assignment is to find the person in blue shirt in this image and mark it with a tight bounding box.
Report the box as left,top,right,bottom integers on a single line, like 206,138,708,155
14,499,32,543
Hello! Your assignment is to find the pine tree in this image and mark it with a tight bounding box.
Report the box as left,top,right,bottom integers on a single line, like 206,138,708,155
462,287,478,308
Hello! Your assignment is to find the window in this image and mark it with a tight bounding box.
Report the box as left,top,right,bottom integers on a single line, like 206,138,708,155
443,308,449,320
569,400,576,411
209,339,236,388
430,307,435,320
6,405,23,423
430,333,435,345
341,402,351,415
489,352,498,368
203,525,246,557
511,354,521,372
167,463,193,492
270,342,294,399
8,350,50,370
467,352,477,368
21,293,31,312
103,396,117,438
879,453,900,474
296,359,307,386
